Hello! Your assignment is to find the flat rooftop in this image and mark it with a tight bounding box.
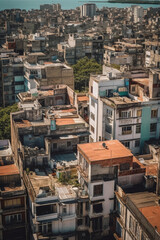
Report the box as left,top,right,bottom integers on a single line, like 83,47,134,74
127,191,158,209
101,96,139,108
77,96,89,102
56,186,76,200
0,139,12,156
127,191,160,234
56,117,85,126
0,164,19,176
139,205,160,233
78,140,133,165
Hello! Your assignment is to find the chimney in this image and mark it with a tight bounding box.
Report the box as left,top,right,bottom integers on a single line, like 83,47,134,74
156,149,160,196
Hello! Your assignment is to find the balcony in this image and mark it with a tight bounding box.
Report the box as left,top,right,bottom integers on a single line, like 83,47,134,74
122,130,132,135
3,206,25,214
36,212,58,222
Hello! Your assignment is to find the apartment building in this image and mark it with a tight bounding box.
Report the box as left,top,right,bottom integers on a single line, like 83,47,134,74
80,4,96,18
89,66,126,141
104,45,133,68
113,41,144,67
58,34,103,64
114,185,160,240
144,40,160,68
24,170,77,240
0,54,24,107
0,140,27,240
11,85,89,173
77,140,145,239
89,66,160,154
24,61,74,91
132,5,144,23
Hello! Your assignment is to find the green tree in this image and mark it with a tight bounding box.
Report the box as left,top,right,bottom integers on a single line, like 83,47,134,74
0,104,18,140
72,57,102,92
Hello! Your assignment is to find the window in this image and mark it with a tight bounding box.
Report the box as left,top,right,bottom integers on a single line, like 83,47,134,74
122,126,132,135
119,111,131,118
85,202,89,211
53,143,57,149
93,184,103,197
4,86,9,91
91,86,93,93
106,109,112,118
79,136,85,142
129,215,134,233
150,123,157,132
93,203,103,213
136,124,141,133
121,141,130,148
92,217,102,231
3,67,8,73
5,214,22,225
131,85,136,92
4,198,21,208
67,141,71,147
91,99,95,107
105,124,112,134
62,205,67,215
85,216,90,227
135,140,140,147
78,219,83,226
120,162,130,171
135,222,140,240
91,125,95,133
137,109,142,117
42,222,52,234
151,109,158,118
91,112,95,121
39,224,42,232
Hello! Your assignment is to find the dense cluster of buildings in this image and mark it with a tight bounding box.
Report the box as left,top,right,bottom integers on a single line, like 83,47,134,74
0,2,160,240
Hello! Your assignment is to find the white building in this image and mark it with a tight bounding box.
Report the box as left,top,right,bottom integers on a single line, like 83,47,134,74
77,140,145,239
132,5,144,23
25,171,77,240
89,66,160,154
80,4,96,18
89,66,126,143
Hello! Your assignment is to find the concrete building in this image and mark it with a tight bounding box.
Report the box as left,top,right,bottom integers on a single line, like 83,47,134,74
0,54,24,107
24,61,74,91
77,140,145,239
115,185,160,240
58,34,103,65
0,140,27,240
24,169,77,240
104,45,133,69
144,40,160,68
89,66,160,154
132,5,144,23
11,85,89,173
53,4,61,11
80,4,96,18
